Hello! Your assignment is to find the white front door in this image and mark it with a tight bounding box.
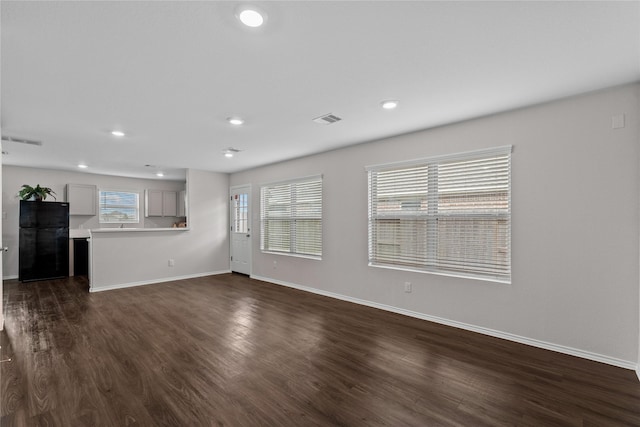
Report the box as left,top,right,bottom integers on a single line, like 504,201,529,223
230,185,251,275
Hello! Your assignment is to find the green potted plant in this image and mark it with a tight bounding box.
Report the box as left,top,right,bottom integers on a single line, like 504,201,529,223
18,184,57,201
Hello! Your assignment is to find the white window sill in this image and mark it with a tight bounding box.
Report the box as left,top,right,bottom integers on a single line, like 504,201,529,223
261,251,322,261
368,262,511,284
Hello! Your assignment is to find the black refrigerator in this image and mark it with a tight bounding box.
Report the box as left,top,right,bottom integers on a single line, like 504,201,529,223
19,201,70,282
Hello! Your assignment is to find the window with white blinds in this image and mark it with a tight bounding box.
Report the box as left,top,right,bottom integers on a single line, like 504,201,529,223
260,176,322,258
367,146,511,283
99,190,140,223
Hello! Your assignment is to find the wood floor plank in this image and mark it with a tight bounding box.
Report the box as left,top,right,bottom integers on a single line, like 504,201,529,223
3,273,640,426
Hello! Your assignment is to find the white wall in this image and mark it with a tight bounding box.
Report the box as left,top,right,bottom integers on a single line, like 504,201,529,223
231,84,640,367
90,169,229,291
0,142,3,329
2,165,186,278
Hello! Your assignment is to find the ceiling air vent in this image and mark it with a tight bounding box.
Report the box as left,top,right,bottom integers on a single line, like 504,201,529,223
1,135,43,146
312,113,342,125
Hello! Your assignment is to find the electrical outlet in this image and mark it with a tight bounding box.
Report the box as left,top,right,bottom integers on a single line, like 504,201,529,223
404,282,412,293
168,259,175,267
273,260,277,269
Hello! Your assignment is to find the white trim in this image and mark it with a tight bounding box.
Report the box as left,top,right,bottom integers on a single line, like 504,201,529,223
230,184,252,276
251,274,636,371
3,275,18,280
230,184,252,193
259,173,323,188
368,262,510,284
89,270,231,293
636,365,640,382
365,145,513,171
261,251,321,261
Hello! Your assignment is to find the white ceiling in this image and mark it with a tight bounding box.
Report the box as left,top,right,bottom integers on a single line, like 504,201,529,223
2,1,639,181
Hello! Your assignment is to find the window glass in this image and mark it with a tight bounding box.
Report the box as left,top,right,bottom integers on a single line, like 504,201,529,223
368,146,511,282
261,176,322,258
99,190,140,223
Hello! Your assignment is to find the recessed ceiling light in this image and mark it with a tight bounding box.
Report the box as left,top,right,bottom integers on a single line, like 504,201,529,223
78,164,88,169
381,100,399,110
238,9,264,27
111,130,125,137
223,148,241,158
227,117,244,126
156,172,164,177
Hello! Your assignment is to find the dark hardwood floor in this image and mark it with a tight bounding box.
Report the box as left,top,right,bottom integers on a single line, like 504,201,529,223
2,274,640,426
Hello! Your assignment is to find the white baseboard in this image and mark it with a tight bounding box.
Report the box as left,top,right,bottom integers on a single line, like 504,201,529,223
89,270,231,293
636,365,640,382
251,274,637,371
3,275,18,281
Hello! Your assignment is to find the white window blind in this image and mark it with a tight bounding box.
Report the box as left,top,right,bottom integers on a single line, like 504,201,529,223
368,146,511,283
99,190,140,223
260,176,322,258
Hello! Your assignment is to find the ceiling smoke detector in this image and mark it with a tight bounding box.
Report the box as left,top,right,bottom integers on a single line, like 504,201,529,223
312,113,342,125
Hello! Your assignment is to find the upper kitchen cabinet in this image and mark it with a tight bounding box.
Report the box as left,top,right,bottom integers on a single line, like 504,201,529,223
66,184,97,216
162,191,177,217
145,189,178,217
177,190,187,217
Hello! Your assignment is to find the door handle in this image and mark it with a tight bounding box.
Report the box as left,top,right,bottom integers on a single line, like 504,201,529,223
246,234,250,238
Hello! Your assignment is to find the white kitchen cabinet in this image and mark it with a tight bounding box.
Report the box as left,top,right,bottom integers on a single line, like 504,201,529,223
177,190,186,217
145,190,163,217
145,189,178,217
66,184,97,216
162,191,177,217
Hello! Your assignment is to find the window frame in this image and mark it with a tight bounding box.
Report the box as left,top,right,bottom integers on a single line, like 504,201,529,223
260,175,323,259
367,146,512,283
98,189,141,224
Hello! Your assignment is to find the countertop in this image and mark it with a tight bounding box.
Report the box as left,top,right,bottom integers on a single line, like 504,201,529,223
90,227,189,233
70,229,91,238
69,227,189,237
